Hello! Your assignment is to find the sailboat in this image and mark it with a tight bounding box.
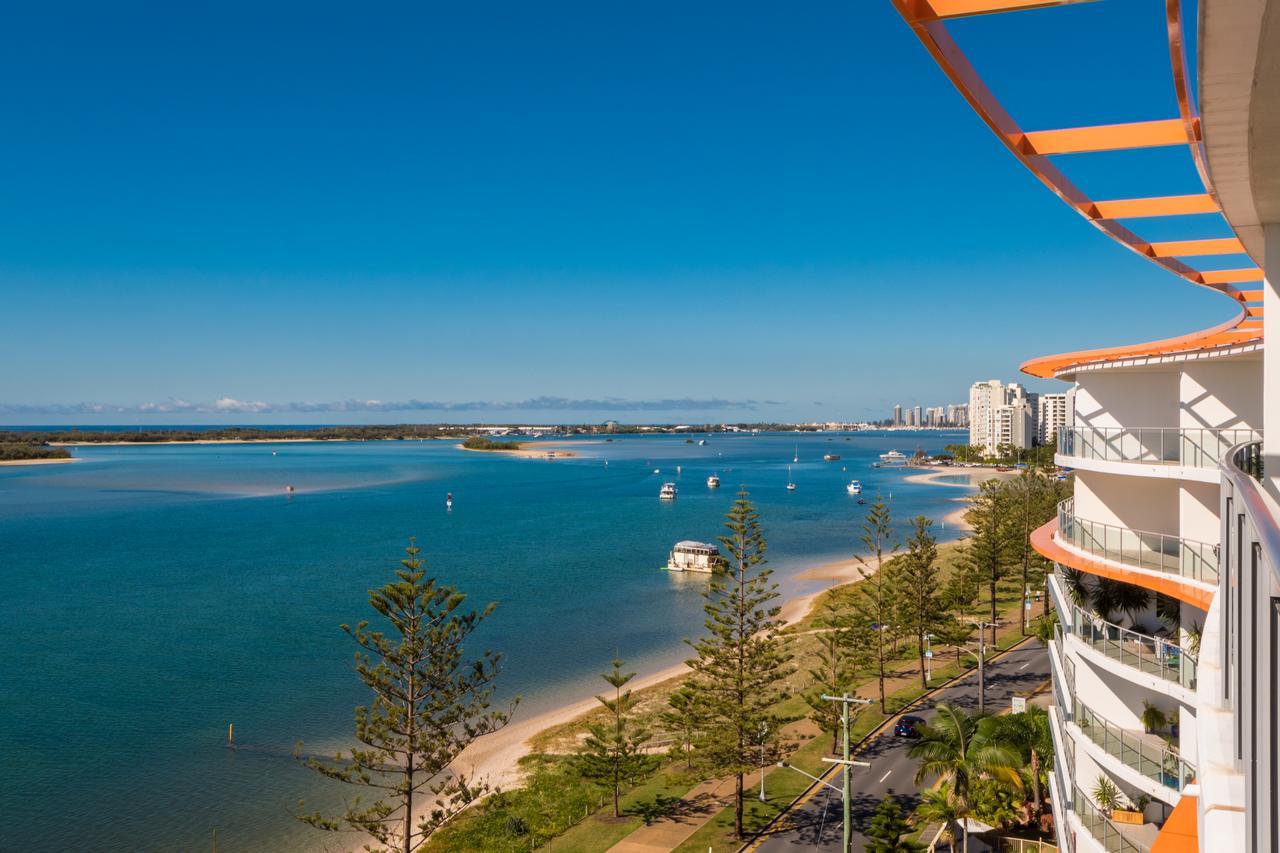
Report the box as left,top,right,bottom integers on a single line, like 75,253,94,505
786,466,796,491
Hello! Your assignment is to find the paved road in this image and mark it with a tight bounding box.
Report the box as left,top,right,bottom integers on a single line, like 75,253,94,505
754,641,1051,853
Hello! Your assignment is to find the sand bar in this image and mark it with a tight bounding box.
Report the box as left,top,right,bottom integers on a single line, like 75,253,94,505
0,457,79,466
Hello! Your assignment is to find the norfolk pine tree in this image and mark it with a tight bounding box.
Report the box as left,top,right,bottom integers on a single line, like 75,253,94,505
959,480,1015,647
686,489,794,840
848,494,898,713
803,595,861,752
577,656,654,817
894,516,943,689
298,541,512,853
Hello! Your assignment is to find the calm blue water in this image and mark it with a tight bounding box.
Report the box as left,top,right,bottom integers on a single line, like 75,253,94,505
0,430,970,852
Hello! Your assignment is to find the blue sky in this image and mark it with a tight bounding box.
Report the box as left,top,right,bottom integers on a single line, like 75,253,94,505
0,1,1240,424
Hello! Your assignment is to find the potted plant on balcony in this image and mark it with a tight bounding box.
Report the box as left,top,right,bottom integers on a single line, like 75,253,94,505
1141,701,1168,734
1092,775,1120,812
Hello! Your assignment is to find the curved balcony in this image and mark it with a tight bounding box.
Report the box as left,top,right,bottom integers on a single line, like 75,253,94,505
1071,698,1195,795
1063,600,1197,692
1057,499,1219,587
1073,785,1154,853
1057,427,1260,473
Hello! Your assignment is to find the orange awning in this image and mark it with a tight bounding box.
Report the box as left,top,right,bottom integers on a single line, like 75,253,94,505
1151,794,1197,853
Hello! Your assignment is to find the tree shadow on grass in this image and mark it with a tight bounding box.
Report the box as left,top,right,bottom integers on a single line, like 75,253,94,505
630,792,721,826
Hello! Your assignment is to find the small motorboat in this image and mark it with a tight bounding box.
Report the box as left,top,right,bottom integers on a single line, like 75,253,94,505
446,492,453,510
823,453,841,461
285,485,295,493
707,474,721,488
653,468,661,474
659,482,678,500
698,439,707,446
847,480,863,495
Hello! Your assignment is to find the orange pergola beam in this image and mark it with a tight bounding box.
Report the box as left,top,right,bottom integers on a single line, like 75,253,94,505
906,0,1098,20
1021,119,1188,155
1202,268,1265,284
1091,194,1218,219
1149,237,1245,257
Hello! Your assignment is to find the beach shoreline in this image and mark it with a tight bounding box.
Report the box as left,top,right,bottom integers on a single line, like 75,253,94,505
0,457,79,466
449,551,884,802
905,466,1019,532
455,441,578,459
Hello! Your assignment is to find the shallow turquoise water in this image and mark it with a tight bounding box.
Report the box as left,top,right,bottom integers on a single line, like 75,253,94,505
0,430,970,851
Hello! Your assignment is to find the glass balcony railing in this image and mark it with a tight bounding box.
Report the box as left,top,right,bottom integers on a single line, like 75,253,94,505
1058,426,1260,469
1072,699,1195,792
1066,603,1197,690
1057,498,1219,585
1073,786,1151,853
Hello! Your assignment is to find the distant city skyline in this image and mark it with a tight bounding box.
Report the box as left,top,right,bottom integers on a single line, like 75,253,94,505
0,2,1230,425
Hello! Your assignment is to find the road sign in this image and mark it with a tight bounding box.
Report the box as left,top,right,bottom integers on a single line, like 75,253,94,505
924,650,933,658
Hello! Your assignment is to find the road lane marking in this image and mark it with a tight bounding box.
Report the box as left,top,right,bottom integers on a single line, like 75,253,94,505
1019,662,1030,670
878,770,892,783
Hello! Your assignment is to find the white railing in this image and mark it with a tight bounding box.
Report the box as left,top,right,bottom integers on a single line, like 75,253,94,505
1057,498,1219,584
1058,427,1260,469
1066,603,1197,690
1072,698,1195,792
1073,786,1151,853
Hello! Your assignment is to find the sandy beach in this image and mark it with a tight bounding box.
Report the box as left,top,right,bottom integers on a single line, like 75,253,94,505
0,457,79,466
450,552,885,802
455,441,578,459
905,466,1019,532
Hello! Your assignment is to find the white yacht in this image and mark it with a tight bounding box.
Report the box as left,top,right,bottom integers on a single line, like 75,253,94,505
666,540,719,572
659,482,677,500
786,466,796,491
707,473,720,488
879,450,908,467
846,480,862,495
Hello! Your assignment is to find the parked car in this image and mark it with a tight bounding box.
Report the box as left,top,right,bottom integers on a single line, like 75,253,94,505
894,715,926,738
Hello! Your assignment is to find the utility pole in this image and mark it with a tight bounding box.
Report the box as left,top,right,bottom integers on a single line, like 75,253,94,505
973,620,993,714
822,693,872,851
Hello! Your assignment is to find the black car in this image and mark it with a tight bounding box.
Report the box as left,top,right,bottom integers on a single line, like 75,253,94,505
894,715,926,738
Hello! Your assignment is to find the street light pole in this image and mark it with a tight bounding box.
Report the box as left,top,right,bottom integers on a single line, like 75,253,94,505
823,693,872,851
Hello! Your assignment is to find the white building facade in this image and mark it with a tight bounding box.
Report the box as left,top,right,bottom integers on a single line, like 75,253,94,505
895,2,1280,852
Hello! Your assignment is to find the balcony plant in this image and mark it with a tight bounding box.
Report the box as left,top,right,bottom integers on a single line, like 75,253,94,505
1092,775,1121,812
1141,701,1169,735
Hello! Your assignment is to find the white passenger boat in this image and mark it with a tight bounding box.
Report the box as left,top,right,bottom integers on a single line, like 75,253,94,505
667,540,720,572
659,482,677,500
879,450,908,467
707,473,721,488
846,480,862,495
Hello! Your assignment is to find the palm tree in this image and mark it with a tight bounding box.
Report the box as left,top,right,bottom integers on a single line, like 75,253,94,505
913,782,966,852
975,707,1053,818
908,704,1022,853
1060,568,1091,608
1090,578,1151,623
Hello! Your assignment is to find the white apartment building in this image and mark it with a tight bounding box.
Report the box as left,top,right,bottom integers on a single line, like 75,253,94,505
897,2,1279,852
1039,392,1069,445
970,379,1034,453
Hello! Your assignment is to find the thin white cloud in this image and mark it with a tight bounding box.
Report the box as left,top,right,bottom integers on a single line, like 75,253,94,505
0,396,782,415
